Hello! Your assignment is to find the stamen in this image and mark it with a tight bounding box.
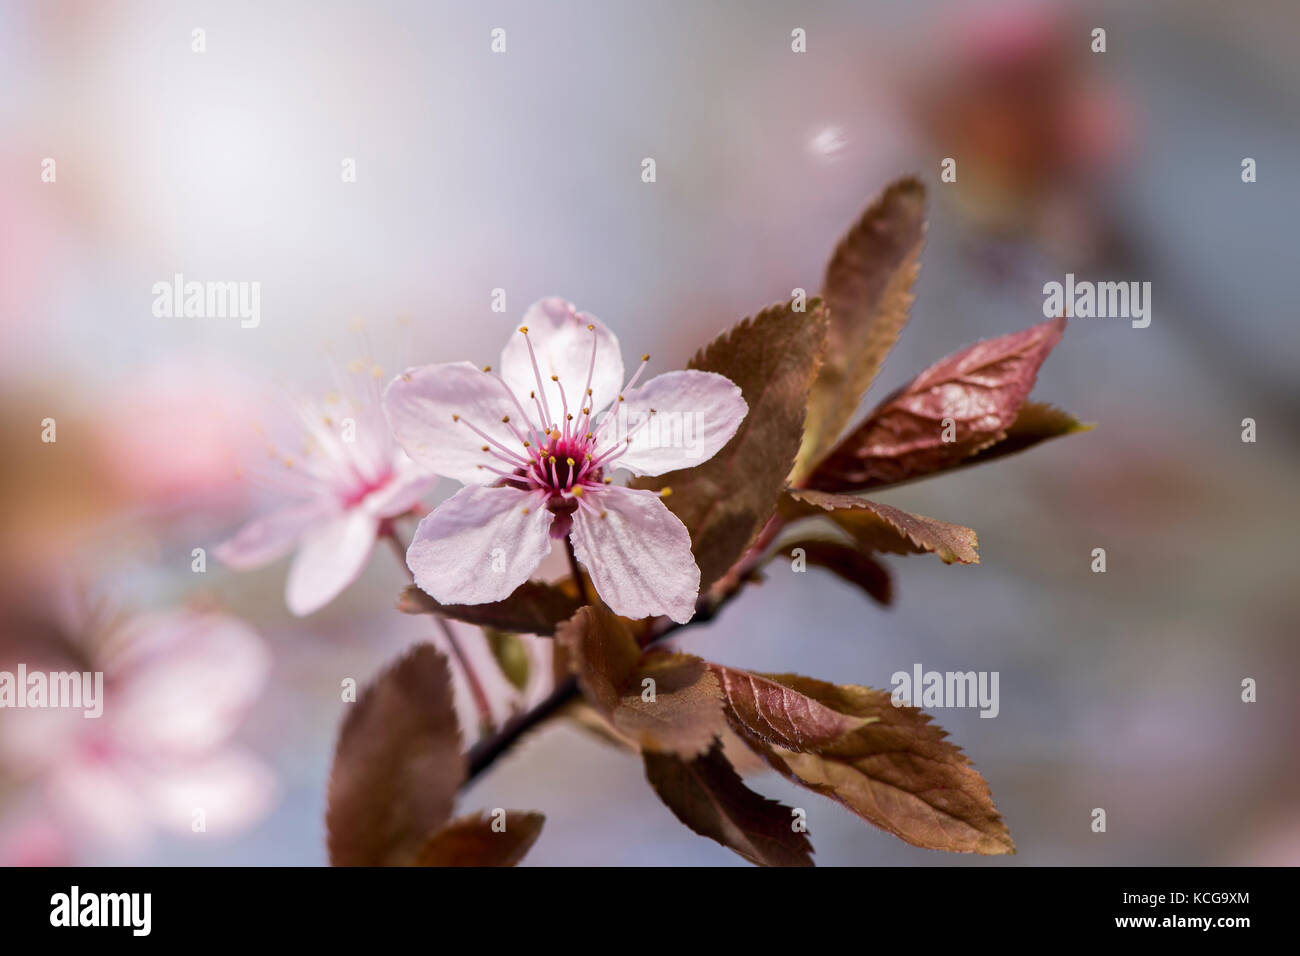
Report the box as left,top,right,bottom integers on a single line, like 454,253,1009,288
518,326,555,427
589,408,657,471
453,413,530,467
482,370,544,448
478,462,542,487
579,322,600,432
552,374,572,440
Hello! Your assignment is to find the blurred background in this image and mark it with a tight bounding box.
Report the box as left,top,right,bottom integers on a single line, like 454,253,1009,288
1,0,1297,865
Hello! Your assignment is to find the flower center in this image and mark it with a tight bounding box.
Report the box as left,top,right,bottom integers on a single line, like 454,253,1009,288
453,324,657,508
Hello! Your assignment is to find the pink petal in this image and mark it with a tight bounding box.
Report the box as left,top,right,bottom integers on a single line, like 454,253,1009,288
383,361,522,485
46,760,152,851
285,509,379,616
608,370,748,476
499,298,625,425
139,749,278,836
407,484,554,605
110,611,270,758
214,500,328,570
570,487,700,623
361,453,438,518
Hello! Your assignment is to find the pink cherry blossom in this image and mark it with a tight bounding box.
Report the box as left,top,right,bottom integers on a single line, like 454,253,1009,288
0,608,275,856
383,298,747,623
216,360,437,616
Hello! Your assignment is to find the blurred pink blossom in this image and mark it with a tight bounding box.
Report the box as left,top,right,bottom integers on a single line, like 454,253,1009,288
0,607,276,858
217,358,436,616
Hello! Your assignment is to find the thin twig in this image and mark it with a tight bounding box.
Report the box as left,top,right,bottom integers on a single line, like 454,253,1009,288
382,525,495,730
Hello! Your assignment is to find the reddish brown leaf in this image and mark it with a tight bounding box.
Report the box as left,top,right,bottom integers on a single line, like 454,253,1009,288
727,673,1014,855
326,644,464,866
644,742,814,867
614,651,725,758
779,536,893,605
938,401,1092,475
806,316,1067,492
397,581,581,637
561,699,640,752
632,299,829,591
782,489,979,565
710,663,873,751
555,605,641,714
796,177,927,480
557,607,726,756
416,810,545,867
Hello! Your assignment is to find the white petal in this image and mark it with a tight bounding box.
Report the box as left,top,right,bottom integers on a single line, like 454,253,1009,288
603,369,748,476
214,500,327,569
499,298,624,427
285,510,379,616
407,484,554,606
383,361,525,485
570,487,699,623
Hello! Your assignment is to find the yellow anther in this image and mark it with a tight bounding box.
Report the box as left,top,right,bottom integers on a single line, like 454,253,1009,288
283,457,295,468
370,364,383,379
585,453,593,461
585,432,594,439
550,374,558,382
586,388,592,396
501,415,510,423
586,323,594,331
482,364,492,372
452,414,460,422
566,457,576,467
581,407,590,415
659,487,673,497
522,440,531,448
548,455,557,464
571,485,585,497
599,510,608,519
519,326,529,334
642,353,650,361
400,374,412,383
603,477,613,484
522,507,530,514
530,390,536,399
618,395,625,402
480,445,489,452
322,416,333,426
566,413,574,421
